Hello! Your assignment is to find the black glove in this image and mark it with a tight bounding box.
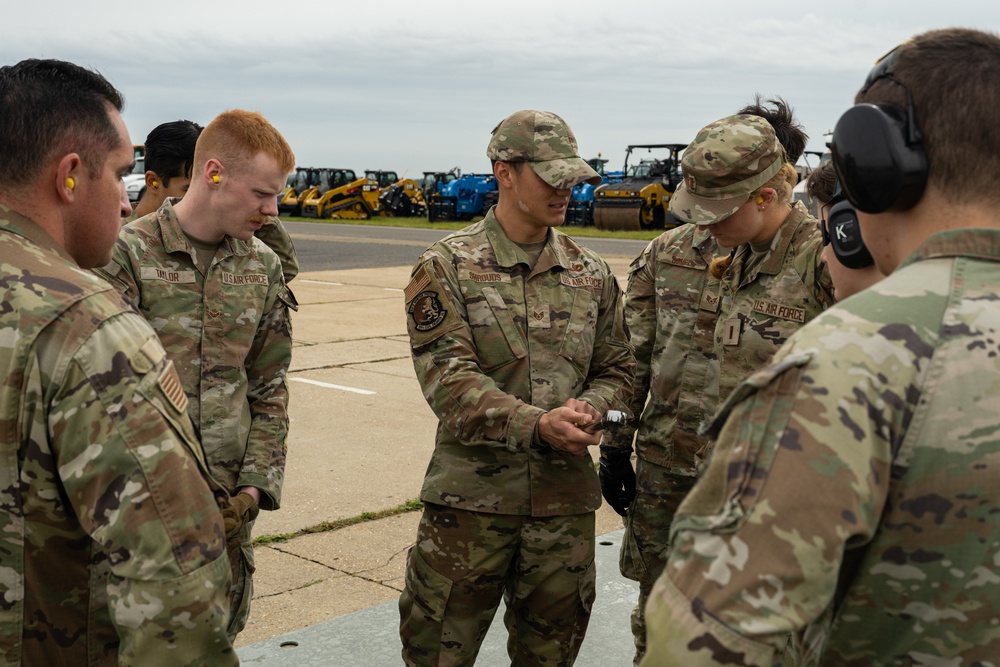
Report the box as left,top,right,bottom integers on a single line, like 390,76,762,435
599,446,636,517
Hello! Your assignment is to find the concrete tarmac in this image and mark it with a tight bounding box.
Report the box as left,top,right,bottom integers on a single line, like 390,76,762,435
234,252,641,664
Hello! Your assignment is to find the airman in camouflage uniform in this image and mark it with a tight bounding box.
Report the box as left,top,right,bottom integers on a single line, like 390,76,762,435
641,28,1000,665
0,59,235,665
128,119,203,223
399,110,635,666
98,110,297,640
126,118,299,284
602,114,833,664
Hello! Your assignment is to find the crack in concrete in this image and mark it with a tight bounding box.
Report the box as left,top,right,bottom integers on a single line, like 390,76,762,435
256,544,404,598
289,355,410,374
292,335,402,349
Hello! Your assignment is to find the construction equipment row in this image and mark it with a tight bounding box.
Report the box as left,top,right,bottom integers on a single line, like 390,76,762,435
279,168,420,220
279,143,689,232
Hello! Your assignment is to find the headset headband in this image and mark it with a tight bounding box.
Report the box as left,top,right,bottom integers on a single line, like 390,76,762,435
830,41,928,214
860,45,922,146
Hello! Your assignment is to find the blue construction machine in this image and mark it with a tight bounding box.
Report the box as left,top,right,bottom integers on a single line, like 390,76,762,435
565,155,624,226
427,172,499,222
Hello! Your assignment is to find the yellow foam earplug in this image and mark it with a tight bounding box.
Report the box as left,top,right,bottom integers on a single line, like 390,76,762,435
66,176,75,190
152,180,159,187
756,196,764,204
212,175,220,183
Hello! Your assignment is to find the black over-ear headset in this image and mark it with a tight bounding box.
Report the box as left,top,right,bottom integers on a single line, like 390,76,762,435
830,44,928,214
823,181,874,269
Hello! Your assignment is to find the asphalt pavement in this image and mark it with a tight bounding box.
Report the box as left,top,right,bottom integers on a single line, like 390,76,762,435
282,219,649,271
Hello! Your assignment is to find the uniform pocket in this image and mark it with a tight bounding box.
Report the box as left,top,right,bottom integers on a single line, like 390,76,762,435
558,288,597,372
577,559,596,615
472,286,526,372
568,559,598,657
402,546,453,624
619,508,647,584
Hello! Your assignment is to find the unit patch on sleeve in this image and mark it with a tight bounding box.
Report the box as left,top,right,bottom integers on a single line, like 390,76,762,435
408,291,448,331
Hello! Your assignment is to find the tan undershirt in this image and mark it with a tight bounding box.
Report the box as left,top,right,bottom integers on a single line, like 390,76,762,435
185,233,221,274
515,239,548,269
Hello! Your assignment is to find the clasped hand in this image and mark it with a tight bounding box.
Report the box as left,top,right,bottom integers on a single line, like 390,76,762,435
537,398,603,456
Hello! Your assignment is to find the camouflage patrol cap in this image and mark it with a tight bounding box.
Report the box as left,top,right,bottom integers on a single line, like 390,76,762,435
669,114,786,225
486,110,602,189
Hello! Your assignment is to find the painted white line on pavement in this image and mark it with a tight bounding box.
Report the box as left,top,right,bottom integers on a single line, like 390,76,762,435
290,377,376,395
299,279,344,285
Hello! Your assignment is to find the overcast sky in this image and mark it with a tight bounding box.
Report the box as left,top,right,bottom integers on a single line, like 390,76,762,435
5,1,998,178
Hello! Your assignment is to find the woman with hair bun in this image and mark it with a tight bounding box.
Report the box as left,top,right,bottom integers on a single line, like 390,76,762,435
600,102,834,665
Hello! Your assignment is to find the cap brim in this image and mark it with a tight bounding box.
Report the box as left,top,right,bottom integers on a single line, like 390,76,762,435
668,181,750,225
529,157,603,190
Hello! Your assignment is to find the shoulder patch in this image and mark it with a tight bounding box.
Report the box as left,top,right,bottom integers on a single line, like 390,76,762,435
408,290,448,331
404,267,431,304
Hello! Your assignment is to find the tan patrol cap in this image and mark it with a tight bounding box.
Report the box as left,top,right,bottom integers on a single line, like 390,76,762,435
669,114,785,225
487,110,602,190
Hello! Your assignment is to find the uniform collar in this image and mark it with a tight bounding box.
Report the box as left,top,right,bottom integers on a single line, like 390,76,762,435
902,227,1000,269
155,198,253,258
747,200,809,279
692,224,718,264
0,204,76,265
482,208,577,271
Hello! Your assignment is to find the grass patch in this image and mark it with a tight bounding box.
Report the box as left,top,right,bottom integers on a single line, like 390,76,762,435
254,498,423,545
282,214,661,242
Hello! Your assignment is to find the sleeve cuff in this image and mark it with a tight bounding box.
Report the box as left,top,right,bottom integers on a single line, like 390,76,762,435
506,404,546,453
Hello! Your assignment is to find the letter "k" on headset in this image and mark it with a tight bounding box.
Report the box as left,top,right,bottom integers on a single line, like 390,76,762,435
821,181,874,269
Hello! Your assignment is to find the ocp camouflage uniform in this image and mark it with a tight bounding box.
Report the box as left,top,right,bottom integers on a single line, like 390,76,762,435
399,209,634,666
0,205,236,666
97,198,296,638
642,227,1000,665
255,216,299,285
609,201,833,662
129,211,298,282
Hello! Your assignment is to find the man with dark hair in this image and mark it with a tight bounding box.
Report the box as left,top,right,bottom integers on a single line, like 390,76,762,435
398,109,634,666
642,27,1000,665
128,119,203,221
0,58,235,664
98,108,297,640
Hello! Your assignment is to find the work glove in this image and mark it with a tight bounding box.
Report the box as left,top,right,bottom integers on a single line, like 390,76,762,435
222,492,260,566
599,445,636,517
